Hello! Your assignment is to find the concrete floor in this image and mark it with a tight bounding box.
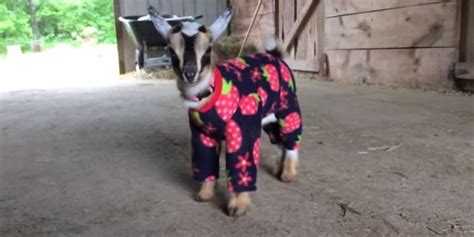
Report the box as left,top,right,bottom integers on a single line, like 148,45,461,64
0,80,473,236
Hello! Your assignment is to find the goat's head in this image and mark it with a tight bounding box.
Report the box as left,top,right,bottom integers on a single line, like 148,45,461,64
148,6,233,86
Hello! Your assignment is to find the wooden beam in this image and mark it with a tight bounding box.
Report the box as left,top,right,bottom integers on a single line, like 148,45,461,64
325,0,455,18
113,0,125,74
283,0,318,52
284,59,319,72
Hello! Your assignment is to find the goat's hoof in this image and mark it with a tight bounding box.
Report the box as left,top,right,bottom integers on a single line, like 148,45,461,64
227,192,251,217
195,181,215,202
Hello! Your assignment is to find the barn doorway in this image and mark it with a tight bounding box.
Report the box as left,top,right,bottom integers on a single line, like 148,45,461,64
0,0,119,91
114,0,228,74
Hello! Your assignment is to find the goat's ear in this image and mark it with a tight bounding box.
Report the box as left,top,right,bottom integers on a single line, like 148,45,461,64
209,6,234,41
148,6,172,38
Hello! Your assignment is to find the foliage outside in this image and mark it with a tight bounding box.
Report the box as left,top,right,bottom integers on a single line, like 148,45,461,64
0,0,116,55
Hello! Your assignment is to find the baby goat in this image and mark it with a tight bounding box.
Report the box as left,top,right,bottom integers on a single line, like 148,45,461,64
148,6,302,217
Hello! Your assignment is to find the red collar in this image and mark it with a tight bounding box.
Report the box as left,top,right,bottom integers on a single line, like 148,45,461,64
197,68,222,112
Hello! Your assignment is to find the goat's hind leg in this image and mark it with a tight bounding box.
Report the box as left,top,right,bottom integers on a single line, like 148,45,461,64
280,148,299,182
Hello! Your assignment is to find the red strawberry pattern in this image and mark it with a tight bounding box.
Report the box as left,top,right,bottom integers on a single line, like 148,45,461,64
215,79,239,122
200,133,216,147
257,87,268,107
280,62,291,82
239,94,260,115
190,53,301,193
229,58,248,70
262,64,279,92
279,112,301,134
253,138,261,168
225,120,242,153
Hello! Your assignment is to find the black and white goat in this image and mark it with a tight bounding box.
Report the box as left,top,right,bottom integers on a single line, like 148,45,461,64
148,6,301,217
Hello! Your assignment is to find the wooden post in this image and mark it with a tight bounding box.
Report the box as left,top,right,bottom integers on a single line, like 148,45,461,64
114,0,126,74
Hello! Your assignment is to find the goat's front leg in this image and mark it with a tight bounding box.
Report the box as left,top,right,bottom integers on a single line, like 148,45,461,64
224,115,261,216
228,192,251,217
196,180,217,202
190,122,221,202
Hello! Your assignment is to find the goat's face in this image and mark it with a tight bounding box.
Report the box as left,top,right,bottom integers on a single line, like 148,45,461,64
148,6,233,86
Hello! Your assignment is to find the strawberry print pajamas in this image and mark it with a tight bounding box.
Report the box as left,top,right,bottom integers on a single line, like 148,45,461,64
189,53,302,193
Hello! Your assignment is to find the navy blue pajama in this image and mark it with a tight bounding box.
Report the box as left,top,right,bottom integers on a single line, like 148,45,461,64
189,53,302,193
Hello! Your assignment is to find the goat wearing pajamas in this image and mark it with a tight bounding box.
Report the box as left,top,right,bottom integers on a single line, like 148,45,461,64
189,53,303,193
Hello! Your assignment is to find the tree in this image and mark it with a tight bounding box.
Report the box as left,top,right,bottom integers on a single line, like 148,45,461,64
0,0,116,55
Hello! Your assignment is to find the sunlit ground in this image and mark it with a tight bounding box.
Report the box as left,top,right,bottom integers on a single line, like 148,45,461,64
0,44,120,92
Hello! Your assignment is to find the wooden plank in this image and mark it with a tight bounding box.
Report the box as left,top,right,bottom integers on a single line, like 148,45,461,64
118,0,138,73
326,48,456,89
295,0,308,60
284,58,319,72
283,0,318,52
325,0,455,17
306,3,316,61
283,0,295,57
277,0,283,41
316,0,325,58
466,0,474,62
325,2,458,49
114,0,125,74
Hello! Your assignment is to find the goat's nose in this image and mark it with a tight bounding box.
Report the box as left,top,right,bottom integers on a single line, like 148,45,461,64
184,70,196,80
183,64,197,82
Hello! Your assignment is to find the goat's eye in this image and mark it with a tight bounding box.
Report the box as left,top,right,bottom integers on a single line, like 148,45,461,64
171,25,182,34
198,26,207,33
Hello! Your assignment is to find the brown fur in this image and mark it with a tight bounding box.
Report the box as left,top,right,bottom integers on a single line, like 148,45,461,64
228,192,251,217
195,180,216,202
281,157,299,182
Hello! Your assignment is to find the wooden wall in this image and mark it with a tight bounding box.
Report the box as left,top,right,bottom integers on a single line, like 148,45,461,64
230,0,324,72
276,0,324,72
462,0,474,63
324,0,460,89
229,0,276,47
115,0,465,90
114,0,228,73
227,0,466,89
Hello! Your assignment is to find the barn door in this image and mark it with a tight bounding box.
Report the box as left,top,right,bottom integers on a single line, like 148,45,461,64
276,0,324,73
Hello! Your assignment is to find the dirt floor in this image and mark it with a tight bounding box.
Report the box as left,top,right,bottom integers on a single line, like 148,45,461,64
0,78,473,236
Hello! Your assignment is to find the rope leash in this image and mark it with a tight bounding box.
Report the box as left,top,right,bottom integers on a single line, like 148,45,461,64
238,0,263,57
